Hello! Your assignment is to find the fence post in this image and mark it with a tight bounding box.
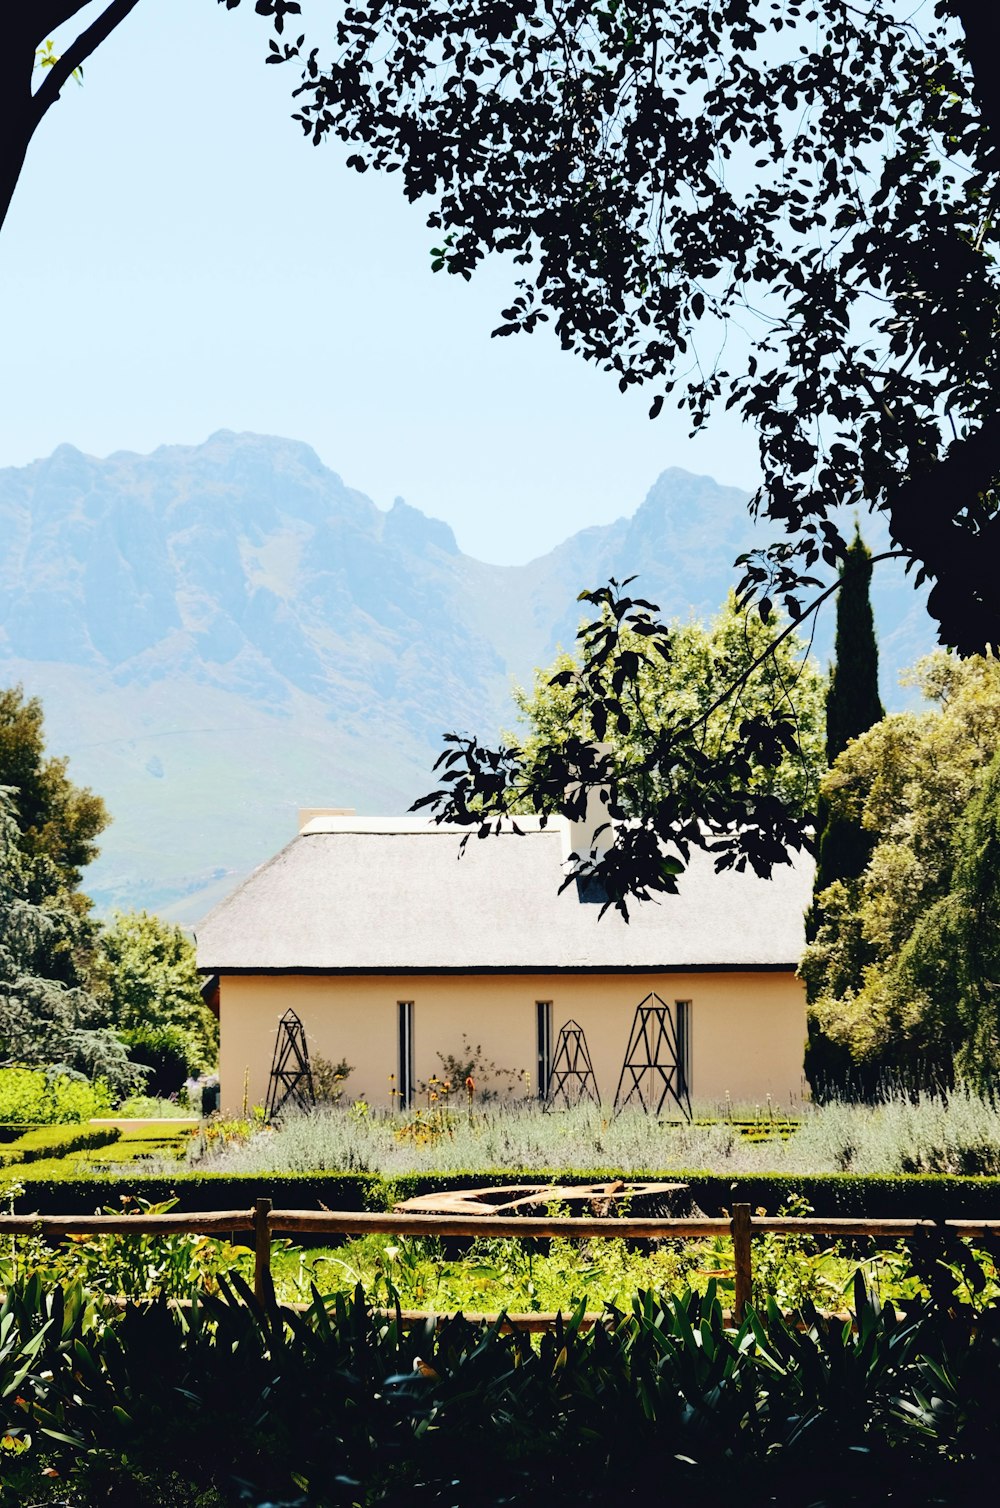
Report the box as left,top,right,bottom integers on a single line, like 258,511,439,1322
732,1203,752,1323
253,1198,273,1304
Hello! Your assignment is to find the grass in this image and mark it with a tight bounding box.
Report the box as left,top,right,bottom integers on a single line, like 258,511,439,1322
116,1095,201,1119
190,1087,1000,1178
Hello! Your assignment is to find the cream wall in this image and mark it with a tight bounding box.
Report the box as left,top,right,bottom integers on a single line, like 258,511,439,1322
219,971,807,1113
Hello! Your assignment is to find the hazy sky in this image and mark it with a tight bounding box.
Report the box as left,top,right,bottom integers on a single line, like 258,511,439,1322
0,0,761,565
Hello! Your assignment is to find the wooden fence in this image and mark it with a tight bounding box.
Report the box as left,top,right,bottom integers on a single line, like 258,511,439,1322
2,1201,999,1325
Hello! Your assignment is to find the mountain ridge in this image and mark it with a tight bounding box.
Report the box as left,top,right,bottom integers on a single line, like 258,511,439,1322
0,431,934,921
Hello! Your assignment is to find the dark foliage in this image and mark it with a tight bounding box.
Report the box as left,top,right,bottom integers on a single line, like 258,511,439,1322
413,578,818,912
1,4,300,234
824,534,885,772
234,0,1000,900
13,6,1000,909
10,8,1000,657
254,0,1000,661
3,1272,1000,1505
815,531,885,893
120,1024,198,1098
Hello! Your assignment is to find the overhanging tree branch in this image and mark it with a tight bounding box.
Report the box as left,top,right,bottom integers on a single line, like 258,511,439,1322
416,558,913,912
0,0,297,237
884,413,1000,656
31,0,143,126
285,0,1000,657
677,555,905,743
0,0,143,235
953,1,1000,162
31,5,99,43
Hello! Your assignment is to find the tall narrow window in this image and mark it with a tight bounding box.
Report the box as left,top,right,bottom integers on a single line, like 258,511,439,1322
536,1000,553,1101
675,1000,692,1100
397,1000,414,1110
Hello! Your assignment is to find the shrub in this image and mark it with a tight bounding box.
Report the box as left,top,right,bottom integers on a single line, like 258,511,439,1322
122,1025,199,1098
0,1067,113,1125
311,1054,355,1105
173,1092,1000,1181
4,1276,1000,1504
8,1167,1000,1222
0,1124,120,1170
118,1094,200,1119
428,1033,528,1103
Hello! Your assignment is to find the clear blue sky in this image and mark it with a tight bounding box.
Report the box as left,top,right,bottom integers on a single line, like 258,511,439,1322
0,0,761,565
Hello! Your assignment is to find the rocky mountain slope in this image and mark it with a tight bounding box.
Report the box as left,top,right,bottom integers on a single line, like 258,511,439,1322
0,431,933,920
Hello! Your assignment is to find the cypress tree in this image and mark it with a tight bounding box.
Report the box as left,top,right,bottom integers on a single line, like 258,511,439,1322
813,528,885,896
804,529,884,1098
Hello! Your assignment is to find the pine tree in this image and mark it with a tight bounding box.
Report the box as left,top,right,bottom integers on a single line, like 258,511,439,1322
0,790,136,1091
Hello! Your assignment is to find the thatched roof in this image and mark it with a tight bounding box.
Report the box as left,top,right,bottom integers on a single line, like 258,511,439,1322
196,815,813,973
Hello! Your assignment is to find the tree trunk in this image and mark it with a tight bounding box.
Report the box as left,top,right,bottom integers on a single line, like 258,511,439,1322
0,125,35,240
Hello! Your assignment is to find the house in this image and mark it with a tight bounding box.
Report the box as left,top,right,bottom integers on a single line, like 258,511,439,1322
196,809,815,1113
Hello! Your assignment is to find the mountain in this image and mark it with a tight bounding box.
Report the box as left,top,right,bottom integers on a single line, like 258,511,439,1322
0,432,935,921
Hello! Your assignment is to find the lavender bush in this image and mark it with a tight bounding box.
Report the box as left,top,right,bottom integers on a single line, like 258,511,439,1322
191,1087,1000,1178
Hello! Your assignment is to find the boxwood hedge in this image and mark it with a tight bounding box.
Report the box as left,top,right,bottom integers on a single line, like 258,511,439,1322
0,1124,42,1144
6,1165,1000,1219
0,1125,121,1171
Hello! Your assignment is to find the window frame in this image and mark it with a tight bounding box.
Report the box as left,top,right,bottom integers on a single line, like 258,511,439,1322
536,999,553,1102
397,1000,415,1110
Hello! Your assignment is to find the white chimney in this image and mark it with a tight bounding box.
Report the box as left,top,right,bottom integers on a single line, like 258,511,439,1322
563,743,614,864
298,807,356,833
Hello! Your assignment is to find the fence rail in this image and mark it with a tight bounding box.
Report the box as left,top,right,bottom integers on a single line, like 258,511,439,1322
4,1201,1000,1324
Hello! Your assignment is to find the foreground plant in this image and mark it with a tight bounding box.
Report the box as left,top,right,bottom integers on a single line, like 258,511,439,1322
2,1270,999,1506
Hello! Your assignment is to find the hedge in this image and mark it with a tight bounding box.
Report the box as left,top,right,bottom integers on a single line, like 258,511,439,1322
6,1165,1000,1220
0,1126,121,1172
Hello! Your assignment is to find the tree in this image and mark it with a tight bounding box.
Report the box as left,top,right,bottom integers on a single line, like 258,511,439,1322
417,578,833,910
824,533,885,791
804,530,883,1088
801,652,1000,1091
0,687,146,1092
10,6,999,657
0,686,108,989
280,1,1000,658
249,0,1000,902
0,686,108,893
11,5,1000,906
0,790,136,1093
811,530,885,901
95,910,218,1071
509,591,826,822
889,748,1000,1087
1,2,300,236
